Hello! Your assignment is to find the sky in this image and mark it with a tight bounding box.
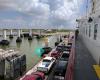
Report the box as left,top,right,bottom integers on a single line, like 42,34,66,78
0,0,90,29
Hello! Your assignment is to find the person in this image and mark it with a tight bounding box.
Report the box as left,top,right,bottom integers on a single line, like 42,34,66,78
75,29,79,39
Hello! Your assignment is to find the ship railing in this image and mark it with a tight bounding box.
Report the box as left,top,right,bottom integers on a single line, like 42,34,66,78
65,33,75,80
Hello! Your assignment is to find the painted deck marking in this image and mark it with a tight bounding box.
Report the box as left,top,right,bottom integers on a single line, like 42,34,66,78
93,65,100,79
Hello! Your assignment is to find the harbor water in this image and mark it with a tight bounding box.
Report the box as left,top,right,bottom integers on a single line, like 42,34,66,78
0,35,58,71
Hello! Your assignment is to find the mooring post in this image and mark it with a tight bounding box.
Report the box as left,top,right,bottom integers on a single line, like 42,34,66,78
3,29,7,40
29,29,32,36
10,29,13,35
20,29,23,35
18,29,21,37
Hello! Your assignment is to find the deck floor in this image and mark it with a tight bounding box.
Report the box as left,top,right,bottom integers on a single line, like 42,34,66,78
74,37,99,80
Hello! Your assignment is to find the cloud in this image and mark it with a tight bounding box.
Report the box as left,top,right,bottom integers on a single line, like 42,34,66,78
0,0,17,10
0,0,84,29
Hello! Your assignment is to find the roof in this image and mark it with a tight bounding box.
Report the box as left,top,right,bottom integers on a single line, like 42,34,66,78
63,51,69,54
43,56,53,60
55,60,68,69
22,74,36,80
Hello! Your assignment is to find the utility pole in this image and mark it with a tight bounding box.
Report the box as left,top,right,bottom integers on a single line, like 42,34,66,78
86,0,89,18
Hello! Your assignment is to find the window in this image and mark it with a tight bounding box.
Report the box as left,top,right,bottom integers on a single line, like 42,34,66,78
94,24,98,40
89,25,91,37
83,27,85,35
36,77,42,80
86,27,87,35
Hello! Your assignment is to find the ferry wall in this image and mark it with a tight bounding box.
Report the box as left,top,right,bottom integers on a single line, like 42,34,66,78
78,17,100,64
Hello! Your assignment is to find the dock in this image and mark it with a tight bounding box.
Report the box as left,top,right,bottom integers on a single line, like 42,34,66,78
0,49,26,80
0,49,19,61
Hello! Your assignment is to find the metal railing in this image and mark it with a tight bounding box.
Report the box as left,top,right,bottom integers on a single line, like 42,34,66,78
65,35,75,80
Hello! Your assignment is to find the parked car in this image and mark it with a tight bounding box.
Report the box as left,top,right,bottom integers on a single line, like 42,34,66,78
55,41,60,46
41,47,52,56
37,57,56,73
56,45,64,52
51,50,61,58
63,51,70,54
31,72,45,80
62,45,72,52
54,60,68,77
67,42,72,46
22,72,45,80
60,51,70,61
56,45,71,52
64,35,69,38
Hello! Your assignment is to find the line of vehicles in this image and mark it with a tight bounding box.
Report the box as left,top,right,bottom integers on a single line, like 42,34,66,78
21,35,73,80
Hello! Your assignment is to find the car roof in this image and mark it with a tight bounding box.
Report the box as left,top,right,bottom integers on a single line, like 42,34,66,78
55,60,68,68
51,50,58,53
31,71,44,76
43,56,54,60
63,51,69,53
62,53,69,56
22,74,37,80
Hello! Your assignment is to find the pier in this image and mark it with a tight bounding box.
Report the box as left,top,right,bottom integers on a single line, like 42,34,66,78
0,49,26,80
0,49,19,60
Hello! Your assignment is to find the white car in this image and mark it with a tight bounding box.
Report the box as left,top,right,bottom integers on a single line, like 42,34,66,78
37,57,56,73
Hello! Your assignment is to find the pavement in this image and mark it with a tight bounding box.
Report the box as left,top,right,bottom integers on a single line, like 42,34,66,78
74,37,99,80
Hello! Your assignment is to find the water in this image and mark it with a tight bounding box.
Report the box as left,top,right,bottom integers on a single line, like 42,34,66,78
0,35,57,71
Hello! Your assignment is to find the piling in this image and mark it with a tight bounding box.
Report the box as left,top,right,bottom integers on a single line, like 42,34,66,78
9,29,13,39
16,29,22,43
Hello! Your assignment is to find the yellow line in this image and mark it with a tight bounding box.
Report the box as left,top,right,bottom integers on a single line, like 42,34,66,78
93,65,100,79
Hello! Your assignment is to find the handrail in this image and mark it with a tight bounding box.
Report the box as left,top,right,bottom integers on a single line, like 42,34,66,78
65,35,75,80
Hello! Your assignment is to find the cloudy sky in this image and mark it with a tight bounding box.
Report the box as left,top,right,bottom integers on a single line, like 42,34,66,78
0,0,90,29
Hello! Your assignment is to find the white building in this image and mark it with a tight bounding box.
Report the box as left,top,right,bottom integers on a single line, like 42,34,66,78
77,0,100,64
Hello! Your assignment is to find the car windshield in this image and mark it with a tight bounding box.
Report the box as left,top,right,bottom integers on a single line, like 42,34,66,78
43,47,51,50
42,59,51,66
62,54,69,58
